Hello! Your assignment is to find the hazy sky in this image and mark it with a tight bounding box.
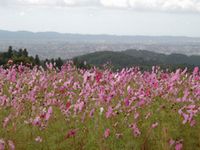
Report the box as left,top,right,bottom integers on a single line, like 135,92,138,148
0,0,200,37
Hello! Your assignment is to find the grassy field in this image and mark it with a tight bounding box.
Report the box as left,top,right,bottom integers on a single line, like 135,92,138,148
0,64,200,150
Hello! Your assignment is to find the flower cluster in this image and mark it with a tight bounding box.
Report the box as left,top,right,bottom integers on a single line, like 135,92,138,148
0,64,200,149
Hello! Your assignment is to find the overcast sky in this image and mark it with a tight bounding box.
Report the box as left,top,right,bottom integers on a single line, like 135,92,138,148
0,0,200,37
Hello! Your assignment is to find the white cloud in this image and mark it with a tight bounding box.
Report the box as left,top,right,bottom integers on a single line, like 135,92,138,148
19,11,25,16
100,0,128,8
17,0,62,5
100,0,200,12
127,0,200,12
1,0,200,13
17,0,99,6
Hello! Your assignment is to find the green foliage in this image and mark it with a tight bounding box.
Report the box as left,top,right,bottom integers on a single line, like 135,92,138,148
0,46,34,66
73,57,93,70
34,55,41,65
43,57,64,69
73,50,199,71
0,46,64,69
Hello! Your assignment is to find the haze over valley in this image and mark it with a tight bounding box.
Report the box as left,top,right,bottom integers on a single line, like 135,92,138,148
1,30,200,59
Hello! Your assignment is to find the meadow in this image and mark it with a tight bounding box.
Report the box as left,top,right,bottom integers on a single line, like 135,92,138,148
0,63,200,150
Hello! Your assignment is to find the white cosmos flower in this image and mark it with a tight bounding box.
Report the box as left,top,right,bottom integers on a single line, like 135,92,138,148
100,107,104,115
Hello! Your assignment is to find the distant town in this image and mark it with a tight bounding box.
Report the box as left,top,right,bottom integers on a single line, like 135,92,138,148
1,30,200,59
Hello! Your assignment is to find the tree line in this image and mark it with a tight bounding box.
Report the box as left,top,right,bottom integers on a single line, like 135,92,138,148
0,46,63,69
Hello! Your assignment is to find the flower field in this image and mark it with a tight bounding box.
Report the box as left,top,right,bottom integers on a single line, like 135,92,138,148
0,63,200,150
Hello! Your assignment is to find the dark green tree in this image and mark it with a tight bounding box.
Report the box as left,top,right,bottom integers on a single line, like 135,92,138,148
55,57,63,69
19,49,23,57
23,49,28,57
7,46,13,58
35,55,41,65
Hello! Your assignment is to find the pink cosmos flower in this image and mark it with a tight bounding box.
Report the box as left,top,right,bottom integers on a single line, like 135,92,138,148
45,107,53,121
89,108,95,117
3,116,10,128
95,71,102,83
151,122,158,129
78,101,84,112
66,101,71,110
138,99,145,107
0,139,5,150
169,139,183,150
74,101,85,112
182,89,189,102
193,67,199,75
124,98,130,107
8,140,15,150
106,106,113,118
182,113,189,124
131,123,141,137
175,142,183,150
33,116,41,126
65,129,77,139
190,120,196,126
134,112,139,120
83,71,90,84
104,128,110,138
169,139,175,146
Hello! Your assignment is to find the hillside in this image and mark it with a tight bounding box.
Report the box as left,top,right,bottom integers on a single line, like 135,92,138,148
74,51,147,69
74,50,199,70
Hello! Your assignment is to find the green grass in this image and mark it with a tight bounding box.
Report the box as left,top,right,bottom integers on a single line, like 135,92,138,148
1,98,200,150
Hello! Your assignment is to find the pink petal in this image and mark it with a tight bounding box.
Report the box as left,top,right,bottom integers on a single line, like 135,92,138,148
8,140,15,150
104,128,110,138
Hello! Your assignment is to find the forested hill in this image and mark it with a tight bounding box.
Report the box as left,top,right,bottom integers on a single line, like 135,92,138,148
73,49,200,70
1,46,200,71
123,49,200,65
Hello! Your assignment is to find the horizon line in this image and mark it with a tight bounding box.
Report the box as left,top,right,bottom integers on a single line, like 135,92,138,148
1,29,200,39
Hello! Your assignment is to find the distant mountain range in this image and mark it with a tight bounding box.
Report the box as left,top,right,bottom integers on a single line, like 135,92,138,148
0,29,200,70
1,30,200,59
74,49,200,70
0,30,200,43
